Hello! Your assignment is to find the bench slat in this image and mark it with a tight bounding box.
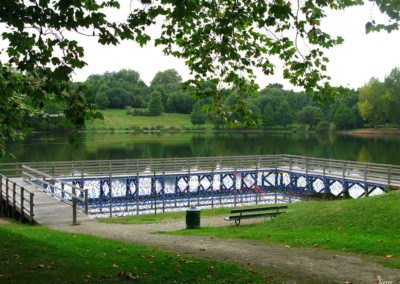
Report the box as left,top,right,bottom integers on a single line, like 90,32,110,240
225,212,285,220
230,205,287,214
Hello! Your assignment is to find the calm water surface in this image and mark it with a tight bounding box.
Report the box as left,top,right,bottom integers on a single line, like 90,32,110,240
2,132,399,165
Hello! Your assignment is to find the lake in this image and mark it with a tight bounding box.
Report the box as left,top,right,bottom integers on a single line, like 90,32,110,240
2,131,399,165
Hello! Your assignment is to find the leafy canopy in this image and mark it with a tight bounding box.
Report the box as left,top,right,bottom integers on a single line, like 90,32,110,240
0,0,398,156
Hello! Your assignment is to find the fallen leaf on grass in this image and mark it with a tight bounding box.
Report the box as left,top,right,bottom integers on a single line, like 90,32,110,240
37,264,45,268
72,235,77,238
200,248,207,251
343,233,348,237
377,240,383,242
118,271,124,276
145,255,155,259
152,269,157,272
137,253,142,256
112,264,118,267
175,269,182,273
126,273,141,280
84,275,91,279
386,255,393,258
285,245,291,248
208,265,214,270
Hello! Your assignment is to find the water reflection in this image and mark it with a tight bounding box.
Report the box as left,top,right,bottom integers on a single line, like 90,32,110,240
2,132,399,165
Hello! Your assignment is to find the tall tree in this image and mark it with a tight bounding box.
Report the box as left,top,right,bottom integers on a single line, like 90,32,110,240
358,78,391,127
333,103,356,130
297,106,323,128
384,68,400,128
262,104,274,128
95,92,110,110
148,91,164,116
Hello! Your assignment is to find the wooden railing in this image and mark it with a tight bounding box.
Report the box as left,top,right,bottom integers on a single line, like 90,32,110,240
22,165,88,225
0,174,34,224
1,154,399,187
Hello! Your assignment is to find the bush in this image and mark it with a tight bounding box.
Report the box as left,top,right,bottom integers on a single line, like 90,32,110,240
133,109,148,116
316,121,330,133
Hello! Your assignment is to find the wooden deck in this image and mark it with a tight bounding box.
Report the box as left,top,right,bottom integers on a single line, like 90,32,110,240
11,178,95,226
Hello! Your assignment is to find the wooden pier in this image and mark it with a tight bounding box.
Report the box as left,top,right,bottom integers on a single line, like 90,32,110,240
0,176,94,226
0,154,399,226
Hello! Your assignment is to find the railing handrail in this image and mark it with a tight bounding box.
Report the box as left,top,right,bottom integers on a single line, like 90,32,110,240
22,165,88,224
0,173,34,224
0,154,397,188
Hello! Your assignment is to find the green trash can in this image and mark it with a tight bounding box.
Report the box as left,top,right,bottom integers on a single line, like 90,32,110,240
186,207,201,229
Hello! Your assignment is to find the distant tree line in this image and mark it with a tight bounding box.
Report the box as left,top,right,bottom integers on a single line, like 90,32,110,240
30,67,400,131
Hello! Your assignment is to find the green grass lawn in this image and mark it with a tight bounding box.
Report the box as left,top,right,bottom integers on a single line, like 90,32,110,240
0,221,272,283
161,191,400,268
100,205,271,224
85,109,214,130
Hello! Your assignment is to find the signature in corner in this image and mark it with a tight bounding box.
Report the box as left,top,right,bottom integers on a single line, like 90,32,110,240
376,275,393,284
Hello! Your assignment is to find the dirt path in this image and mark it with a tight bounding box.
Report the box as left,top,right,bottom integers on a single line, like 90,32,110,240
50,217,399,284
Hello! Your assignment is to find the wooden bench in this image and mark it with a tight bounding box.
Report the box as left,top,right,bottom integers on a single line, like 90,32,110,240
224,205,288,225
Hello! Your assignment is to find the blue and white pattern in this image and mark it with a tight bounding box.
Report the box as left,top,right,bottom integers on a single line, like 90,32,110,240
32,169,387,217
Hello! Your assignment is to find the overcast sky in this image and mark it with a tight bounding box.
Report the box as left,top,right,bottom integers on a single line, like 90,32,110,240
3,2,400,91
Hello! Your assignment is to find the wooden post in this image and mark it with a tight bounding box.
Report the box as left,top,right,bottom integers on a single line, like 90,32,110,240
0,175,3,216
305,158,309,174
29,193,34,225
61,183,65,200
5,178,9,217
72,186,77,225
109,161,112,218
162,160,165,213
12,182,16,218
84,188,88,215
20,187,24,222
342,162,346,180
234,161,237,208
51,178,55,195
387,165,391,187
211,158,214,209
154,170,157,215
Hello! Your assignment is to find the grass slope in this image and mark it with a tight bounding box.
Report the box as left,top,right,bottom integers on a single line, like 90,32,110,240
100,205,268,225
0,221,270,283
85,109,213,130
166,191,400,267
